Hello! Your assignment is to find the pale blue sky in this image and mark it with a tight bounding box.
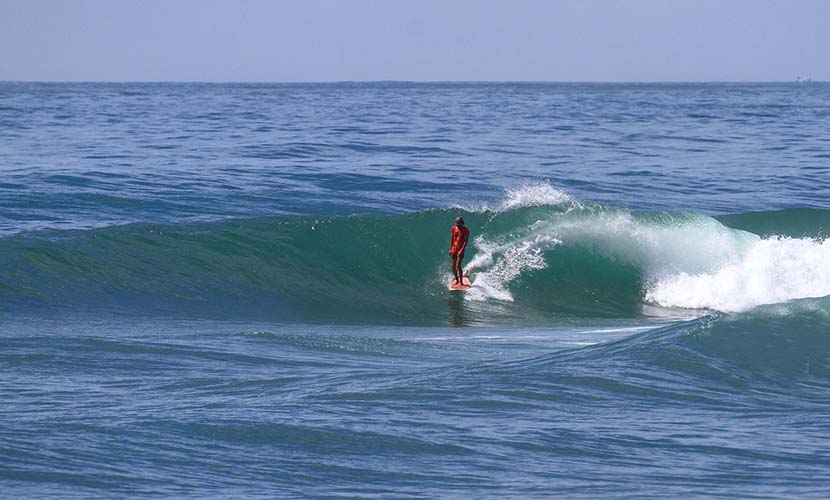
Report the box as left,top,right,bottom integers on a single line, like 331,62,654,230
1,0,828,82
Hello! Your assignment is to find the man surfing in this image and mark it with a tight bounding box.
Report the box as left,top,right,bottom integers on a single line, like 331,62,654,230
449,216,470,286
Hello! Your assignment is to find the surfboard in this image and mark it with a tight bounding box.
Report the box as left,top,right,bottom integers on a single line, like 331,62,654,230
448,276,472,291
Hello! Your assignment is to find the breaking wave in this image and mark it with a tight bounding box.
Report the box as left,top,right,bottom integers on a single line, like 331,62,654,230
2,184,829,324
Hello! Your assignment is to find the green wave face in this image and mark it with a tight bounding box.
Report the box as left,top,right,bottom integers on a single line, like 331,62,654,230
718,208,830,238
1,210,491,323
2,206,829,325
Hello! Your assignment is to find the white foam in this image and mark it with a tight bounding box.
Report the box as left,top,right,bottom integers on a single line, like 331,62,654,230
646,237,830,313
447,181,574,214
465,233,562,302
500,182,574,210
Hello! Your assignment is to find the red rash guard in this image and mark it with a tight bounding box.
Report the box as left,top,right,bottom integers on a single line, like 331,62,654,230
450,225,469,255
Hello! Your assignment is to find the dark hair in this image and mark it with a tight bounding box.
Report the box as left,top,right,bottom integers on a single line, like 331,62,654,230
456,217,465,224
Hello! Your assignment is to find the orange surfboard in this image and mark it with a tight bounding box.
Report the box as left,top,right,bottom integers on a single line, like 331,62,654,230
448,276,472,291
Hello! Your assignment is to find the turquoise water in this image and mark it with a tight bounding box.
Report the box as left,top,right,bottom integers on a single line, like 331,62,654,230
1,82,829,498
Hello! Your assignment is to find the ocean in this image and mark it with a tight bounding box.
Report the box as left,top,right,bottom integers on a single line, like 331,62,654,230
1,82,829,498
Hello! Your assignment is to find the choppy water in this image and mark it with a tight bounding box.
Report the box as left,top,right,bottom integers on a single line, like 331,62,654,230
1,82,829,498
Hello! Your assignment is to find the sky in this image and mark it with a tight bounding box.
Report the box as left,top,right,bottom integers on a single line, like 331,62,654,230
1,0,828,82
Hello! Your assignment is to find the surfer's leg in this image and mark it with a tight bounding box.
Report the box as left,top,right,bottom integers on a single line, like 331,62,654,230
457,251,465,281
450,254,460,283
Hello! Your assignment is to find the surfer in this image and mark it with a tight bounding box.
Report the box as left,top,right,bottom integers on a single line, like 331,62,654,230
449,217,470,285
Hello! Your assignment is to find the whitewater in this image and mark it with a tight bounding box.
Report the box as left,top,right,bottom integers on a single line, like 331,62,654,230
2,82,829,499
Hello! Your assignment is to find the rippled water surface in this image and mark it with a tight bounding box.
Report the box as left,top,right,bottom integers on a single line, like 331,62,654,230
1,82,829,498
2,82,829,235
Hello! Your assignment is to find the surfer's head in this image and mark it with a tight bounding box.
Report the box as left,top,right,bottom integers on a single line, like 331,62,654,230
455,217,465,226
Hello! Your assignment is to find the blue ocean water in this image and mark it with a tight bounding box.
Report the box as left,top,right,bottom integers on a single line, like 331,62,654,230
1,82,830,498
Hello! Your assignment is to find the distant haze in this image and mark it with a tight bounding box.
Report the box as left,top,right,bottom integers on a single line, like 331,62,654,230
1,0,828,82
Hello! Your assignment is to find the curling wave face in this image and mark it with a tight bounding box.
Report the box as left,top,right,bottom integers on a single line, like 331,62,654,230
2,184,829,324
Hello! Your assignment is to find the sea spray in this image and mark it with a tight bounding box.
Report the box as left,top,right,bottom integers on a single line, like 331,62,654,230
499,182,575,210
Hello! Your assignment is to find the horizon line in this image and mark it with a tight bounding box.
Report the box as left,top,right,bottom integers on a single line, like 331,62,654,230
0,79,826,86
